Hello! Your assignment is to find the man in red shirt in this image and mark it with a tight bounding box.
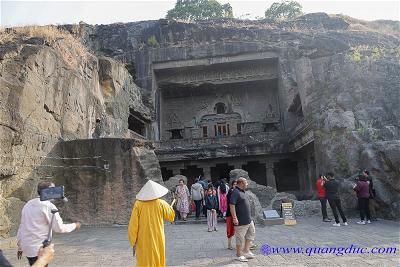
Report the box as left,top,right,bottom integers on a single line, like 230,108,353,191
316,175,332,222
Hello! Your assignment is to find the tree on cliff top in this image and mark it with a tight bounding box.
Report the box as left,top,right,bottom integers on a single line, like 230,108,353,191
265,1,303,20
166,0,233,21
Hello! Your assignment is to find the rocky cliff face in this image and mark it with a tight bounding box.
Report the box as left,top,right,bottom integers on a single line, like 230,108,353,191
0,28,152,237
0,13,399,239
298,48,400,217
75,13,399,218
52,138,162,225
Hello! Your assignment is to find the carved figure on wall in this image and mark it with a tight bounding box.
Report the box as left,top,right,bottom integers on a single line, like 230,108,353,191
215,92,224,99
266,103,279,120
168,113,183,129
197,99,209,111
192,116,199,128
232,94,242,106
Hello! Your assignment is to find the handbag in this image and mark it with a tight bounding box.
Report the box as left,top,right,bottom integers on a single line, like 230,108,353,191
191,201,196,212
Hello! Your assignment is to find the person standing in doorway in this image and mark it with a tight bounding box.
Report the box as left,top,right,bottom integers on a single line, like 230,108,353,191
324,172,348,227
205,187,218,232
229,177,256,262
354,175,371,224
316,174,332,222
175,179,190,221
191,178,204,220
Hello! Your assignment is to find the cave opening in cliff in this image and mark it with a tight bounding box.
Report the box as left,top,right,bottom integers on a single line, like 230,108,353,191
180,165,204,186
210,163,234,182
161,167,173,181
274,159,300,192
242,161,267,186
128,109,147,138
288,93,304,121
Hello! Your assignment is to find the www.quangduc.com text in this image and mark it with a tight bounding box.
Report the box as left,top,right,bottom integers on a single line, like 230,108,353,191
260,244,398,256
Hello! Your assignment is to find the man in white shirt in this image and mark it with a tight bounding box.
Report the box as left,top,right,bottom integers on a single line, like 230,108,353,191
17,181,81,266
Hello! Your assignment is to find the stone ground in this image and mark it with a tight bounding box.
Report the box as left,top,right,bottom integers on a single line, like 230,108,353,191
2,216,400,267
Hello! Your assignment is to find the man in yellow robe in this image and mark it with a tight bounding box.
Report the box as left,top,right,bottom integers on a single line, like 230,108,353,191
128,180,175,267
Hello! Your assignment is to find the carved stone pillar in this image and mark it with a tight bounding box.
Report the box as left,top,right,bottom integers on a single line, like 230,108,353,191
308,157,316,191
298,160,308,191
266,161,277,189
203,166,212,180
233,162,243,169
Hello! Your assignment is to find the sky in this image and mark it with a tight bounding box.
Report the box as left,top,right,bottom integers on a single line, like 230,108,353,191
1,0,399,27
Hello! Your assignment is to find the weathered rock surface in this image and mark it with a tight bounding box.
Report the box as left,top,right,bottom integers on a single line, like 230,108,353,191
1,13,399,240
74,14,399,217
163,174,188,191
49,138,161,225
229,169,249,181
269,192,297,211
0,31,151,237
245,190,263,223
230,168,277,208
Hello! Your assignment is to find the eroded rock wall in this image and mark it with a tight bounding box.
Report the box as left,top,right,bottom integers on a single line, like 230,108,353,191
0,36,151,237
55,15,400,218
50,139,162,225
295,52,400,217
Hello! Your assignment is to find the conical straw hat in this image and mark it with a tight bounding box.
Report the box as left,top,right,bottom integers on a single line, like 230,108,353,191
136,180,168,201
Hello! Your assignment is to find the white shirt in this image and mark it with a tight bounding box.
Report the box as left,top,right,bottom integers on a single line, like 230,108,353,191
17,197,76,257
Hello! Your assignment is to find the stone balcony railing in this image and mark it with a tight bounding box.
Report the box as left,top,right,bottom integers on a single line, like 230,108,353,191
154,132,289,162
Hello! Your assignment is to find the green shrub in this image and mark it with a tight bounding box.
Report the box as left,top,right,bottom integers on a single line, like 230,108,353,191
147,35,159,47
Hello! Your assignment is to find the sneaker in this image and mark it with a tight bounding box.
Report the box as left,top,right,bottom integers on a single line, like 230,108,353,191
228,246,234,250
333,223,340,227
243,252,255,259
366,220,371,224
214,228,218,231
356,221,366,225
342,222,348,226
323,218,332,222
236,256,248,262
250,244,258,250
208,229,213,232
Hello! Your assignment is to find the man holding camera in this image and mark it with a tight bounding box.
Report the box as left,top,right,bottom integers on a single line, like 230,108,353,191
316,174,332,222
17,181,81,266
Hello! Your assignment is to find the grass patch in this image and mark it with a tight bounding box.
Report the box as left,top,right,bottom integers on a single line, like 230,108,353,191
0,25,88,68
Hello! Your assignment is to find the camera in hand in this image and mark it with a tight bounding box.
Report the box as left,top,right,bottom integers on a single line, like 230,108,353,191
40,186,65,201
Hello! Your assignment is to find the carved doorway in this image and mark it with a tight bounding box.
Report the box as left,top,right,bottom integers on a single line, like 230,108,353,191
181,166,204,187
242,161,267,186
214,123,230,137
211,163,234,183
274,159,300,192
